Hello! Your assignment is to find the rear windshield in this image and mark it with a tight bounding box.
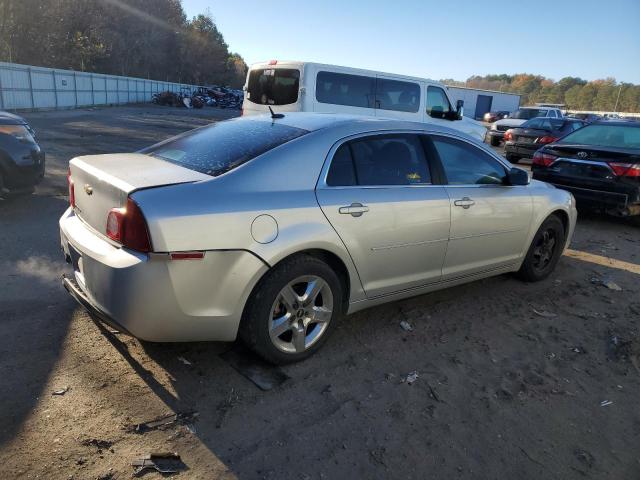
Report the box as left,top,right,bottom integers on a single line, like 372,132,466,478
247,68,300,106
510,109,547,120
141,120,308,176
558,124,640,149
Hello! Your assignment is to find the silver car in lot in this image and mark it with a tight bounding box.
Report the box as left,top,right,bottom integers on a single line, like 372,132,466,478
60,113,577,363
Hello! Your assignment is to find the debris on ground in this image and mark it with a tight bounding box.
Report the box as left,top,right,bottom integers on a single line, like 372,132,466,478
80,438,113,451
600,400,613,407
402,371,419,385
532,308,557,318
591,277,622,291
52,386,69,396
128,411,199,434
571,346,586,354
400,320,413,332
177,356,192,366
216,389,240,429
132,452,186,476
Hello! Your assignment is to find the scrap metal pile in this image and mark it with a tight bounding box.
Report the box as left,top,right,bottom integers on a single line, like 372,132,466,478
152,86,243,110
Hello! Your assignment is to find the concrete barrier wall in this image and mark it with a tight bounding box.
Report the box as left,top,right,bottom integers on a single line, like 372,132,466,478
0,61,203,111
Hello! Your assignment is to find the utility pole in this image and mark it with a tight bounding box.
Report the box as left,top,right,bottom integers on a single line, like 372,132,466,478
613,85,622,113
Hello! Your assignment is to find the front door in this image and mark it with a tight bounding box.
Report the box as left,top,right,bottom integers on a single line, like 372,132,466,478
429,134,533,279
316,133,450,298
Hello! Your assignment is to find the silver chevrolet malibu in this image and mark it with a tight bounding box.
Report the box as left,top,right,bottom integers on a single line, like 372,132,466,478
60,113,577,363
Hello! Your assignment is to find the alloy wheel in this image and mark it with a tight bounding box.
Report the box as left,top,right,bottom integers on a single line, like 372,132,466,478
532,228,557,271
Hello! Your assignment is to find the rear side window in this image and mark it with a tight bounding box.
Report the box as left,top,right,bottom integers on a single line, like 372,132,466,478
426,86,452,117
316,71,375,108
142,120,308,176
375,79,420,113
247,68,300,106
326,134,431,186
431,136,505,185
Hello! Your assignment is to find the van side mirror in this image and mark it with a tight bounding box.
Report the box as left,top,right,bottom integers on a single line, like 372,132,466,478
455,100,464,120
506,167,529,186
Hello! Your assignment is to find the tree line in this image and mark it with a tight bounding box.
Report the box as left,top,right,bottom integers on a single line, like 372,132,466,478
443,74,640,113
0,0,248,88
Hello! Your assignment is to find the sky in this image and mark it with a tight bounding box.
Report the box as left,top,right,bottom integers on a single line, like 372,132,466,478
182,0,640,84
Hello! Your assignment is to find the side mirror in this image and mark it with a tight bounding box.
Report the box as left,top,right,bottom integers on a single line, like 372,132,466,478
455,99,464,120
506,167,530,186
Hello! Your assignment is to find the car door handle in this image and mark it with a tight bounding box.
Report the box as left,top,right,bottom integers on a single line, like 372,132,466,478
454,197,475,209
339,203,369,217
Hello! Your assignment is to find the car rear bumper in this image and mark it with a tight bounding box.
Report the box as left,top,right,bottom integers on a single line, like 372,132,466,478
487,130,505,139
504,143,538,158
59,207,269,342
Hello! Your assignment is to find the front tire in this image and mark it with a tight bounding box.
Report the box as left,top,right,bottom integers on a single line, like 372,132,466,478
517,215,565,282
505,153,520,164
240,255,343,364
490,136,500,147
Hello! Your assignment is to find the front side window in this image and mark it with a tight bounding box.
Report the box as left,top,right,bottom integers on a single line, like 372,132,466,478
247,68,300,106
431,136,506,185
426,86,452,118
375,79,420,113
142,119,308,176
316,71,375,108
326,134,431,186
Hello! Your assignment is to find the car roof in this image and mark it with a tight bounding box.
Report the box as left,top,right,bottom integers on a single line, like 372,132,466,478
238,112,478,140
593,119,640,126
0,110,26,125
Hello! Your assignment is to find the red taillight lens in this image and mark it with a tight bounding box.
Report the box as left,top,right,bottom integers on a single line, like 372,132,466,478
240,108,244,116
609,162,640,177
106,198,152,252
537,136,559,144
67,168,75,208
504,130,513,141
532,151,557,167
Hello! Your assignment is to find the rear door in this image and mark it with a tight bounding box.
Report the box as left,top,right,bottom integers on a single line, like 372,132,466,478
244,65,302,114
316,133,450,297
429,135,533,278
373,76,423,121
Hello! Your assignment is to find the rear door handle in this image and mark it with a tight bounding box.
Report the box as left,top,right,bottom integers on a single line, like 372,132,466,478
454,197,475,209
339,202,369,217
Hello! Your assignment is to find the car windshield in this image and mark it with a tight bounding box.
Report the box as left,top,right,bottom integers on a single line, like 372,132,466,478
510,109,547,120
141,119,308,176
557,124,640,149
247,68,300,106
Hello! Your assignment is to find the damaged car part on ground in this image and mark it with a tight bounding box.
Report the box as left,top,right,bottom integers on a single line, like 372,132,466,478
60,113,577,364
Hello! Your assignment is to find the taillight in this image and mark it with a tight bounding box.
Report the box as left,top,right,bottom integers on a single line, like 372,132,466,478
106,197,152,252
67,168,75,208
537,136,558,144
240,108,244,116
504,130,513,141
609,162,640,177
532,151,557,167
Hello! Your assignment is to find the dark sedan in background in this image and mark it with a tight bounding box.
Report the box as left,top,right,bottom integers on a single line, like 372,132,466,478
532,121,640,222
0,111,45,198
504,117,586,163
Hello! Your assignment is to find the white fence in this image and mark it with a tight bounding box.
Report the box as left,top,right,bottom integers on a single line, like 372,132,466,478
0,61,202,111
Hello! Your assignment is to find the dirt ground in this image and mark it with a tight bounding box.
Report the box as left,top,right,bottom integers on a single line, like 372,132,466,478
1,106,639,480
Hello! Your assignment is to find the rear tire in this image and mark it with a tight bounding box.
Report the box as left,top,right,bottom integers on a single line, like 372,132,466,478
490,136,500,147
240,255,343,364
517,215,565,282
505,153,520,164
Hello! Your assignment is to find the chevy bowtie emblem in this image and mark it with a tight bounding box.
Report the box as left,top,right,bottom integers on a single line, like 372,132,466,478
84,184,93,195
577,151,588,159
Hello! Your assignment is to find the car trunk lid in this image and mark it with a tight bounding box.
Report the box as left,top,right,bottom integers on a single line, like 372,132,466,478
69,153,210,237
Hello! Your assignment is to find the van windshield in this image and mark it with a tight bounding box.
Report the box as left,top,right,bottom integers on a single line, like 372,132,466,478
247,68,300,106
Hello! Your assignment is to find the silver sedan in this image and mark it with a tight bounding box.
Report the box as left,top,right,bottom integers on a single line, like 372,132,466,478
60,113,577,363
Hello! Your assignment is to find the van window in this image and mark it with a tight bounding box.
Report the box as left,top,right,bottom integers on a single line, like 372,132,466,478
375,79,420,113
316,71,375,108
426,86,452,118
247,68,300,106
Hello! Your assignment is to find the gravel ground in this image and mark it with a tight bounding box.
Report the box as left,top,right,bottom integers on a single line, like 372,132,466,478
0,106,639,480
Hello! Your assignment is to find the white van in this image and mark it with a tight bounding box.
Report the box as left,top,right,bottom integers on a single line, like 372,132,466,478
242,61,486,141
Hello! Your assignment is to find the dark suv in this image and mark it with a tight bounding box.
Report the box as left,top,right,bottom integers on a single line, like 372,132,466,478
0,111,45,197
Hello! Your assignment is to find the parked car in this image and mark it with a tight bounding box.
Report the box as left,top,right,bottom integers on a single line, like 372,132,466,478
0,111,45,197
487,107,564,146
503,118,586,163
532,120,640,221
242,60,487,141
567,113,601,123
60,113,576,364
483,111,510,123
